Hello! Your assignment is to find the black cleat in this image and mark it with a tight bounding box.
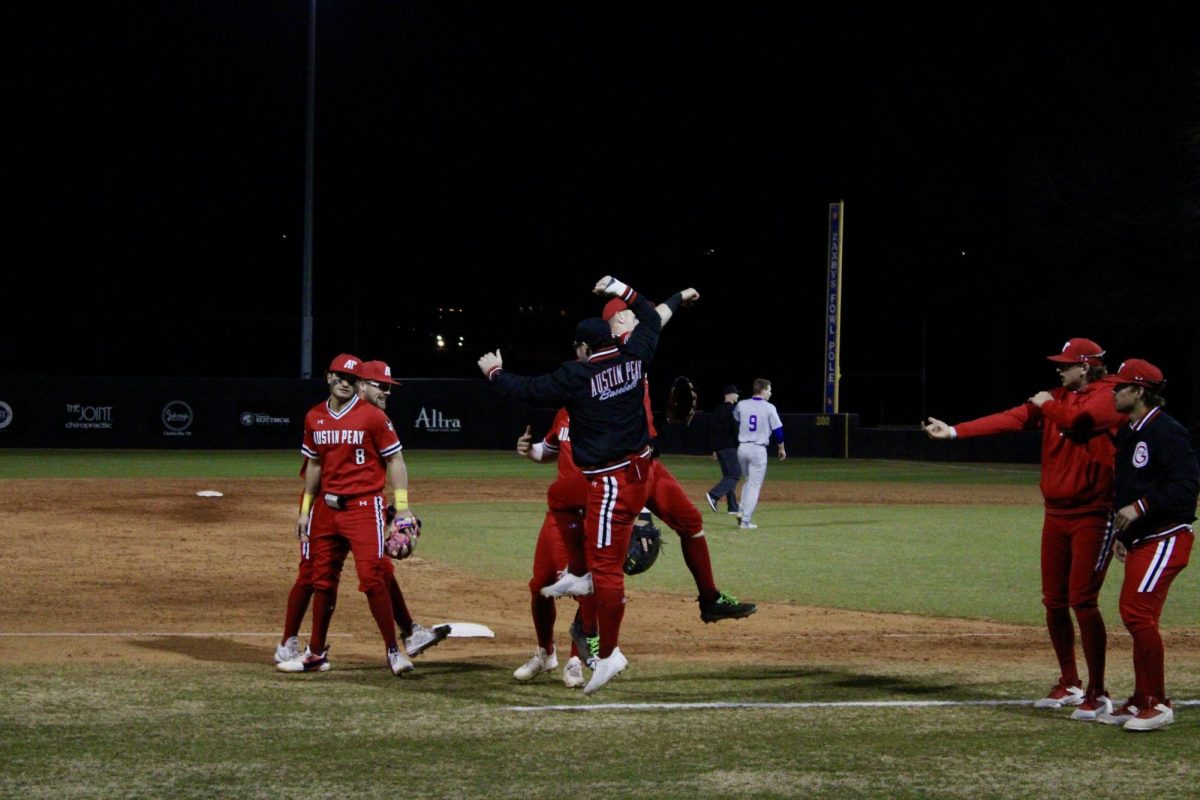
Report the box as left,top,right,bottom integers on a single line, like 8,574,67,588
699,591,757,623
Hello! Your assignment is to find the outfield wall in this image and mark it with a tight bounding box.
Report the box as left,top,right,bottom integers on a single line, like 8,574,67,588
0,377,1039,462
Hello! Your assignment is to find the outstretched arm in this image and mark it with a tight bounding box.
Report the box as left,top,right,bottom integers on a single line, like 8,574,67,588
656,288,700,328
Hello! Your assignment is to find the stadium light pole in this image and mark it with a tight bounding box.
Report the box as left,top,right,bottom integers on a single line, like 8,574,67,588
300,0,316,379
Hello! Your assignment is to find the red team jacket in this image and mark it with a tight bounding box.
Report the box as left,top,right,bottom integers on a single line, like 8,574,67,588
301,394,403,497
954,380,1125,515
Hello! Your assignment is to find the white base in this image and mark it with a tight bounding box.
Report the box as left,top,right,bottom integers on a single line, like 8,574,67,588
436,622,495,638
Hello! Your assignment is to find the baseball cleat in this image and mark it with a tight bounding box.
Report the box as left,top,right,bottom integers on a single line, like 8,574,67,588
737,521,758,530
514,647,558,682
563,656,586,689
569,619,600,670
274,635,301,664
540,570,593,598
1096,697,1141,726
405,623,451,657
704,493,718,513
387,645,414,676
583,647,628,696
1123,699,1173,732
699,591,757,623
1032,682,1085,708
1070,689,1113,721
277,647,330,673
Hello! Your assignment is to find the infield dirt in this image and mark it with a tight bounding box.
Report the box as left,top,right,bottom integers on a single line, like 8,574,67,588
4,477,1196,683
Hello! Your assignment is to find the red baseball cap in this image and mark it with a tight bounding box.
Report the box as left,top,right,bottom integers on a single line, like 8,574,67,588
1114,359,1165,389
1047,338,1105,365
601,298,628,321
359,360,401,386
327,353,365,376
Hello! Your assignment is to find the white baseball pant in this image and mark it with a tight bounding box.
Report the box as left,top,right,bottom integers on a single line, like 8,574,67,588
736,442,768,524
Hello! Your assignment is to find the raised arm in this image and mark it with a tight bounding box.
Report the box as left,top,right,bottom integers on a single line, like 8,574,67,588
656,288,700,328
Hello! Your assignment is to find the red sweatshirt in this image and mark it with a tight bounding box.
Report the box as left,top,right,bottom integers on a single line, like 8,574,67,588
954,380,1126,515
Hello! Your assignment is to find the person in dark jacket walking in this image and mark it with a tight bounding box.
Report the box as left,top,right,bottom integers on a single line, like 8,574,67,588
705,385,742,516
1095,359,1199,731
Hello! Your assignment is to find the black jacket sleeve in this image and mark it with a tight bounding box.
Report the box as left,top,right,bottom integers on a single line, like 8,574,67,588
492,362,577,404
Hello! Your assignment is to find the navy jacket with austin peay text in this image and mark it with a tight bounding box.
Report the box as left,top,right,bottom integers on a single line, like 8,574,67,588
487,289,661,470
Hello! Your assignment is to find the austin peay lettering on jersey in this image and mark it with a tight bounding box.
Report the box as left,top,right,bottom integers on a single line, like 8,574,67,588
590,360,643,400
311,429,366,446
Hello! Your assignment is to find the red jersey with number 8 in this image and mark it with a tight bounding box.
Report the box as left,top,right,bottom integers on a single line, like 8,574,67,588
301,394,402,496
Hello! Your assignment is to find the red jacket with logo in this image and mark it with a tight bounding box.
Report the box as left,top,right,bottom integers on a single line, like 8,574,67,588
954,380,1125,515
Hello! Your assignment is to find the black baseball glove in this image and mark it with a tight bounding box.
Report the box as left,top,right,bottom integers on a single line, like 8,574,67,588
624,517,662,575
665,375,698,426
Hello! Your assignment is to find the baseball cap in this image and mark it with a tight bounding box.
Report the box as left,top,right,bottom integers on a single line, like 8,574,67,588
1047,338,1106,365
1114,359,1165,389
722,384,741,395
601,298,628,321
359,360,401,386
574,317,615,348
327,353,364,376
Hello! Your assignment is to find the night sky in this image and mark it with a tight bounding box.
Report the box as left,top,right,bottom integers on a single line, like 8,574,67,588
7,3,1199,427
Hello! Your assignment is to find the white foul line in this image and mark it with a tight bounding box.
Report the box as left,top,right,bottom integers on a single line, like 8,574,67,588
0,632,353,638
509,699,1200,713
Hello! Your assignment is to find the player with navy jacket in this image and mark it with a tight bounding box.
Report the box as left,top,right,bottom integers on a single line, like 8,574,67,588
1096,359,1199,731
478,276,659,695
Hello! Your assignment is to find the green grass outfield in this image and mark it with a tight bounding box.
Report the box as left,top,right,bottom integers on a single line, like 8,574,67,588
3,450,1199,799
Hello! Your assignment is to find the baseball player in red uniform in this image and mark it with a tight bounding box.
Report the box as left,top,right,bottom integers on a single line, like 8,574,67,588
277,354,418,676
601,293,757,623
274,359,447,667
1096,359,1198,731
511,408,595,688
923,338,1125,718
479,276,659,695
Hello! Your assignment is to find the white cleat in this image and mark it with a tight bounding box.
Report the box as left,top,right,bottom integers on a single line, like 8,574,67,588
405,623,451,657
540,571,594,598
1124,703,1174,732
1032,683,1085,709
274,636,301,664
1096,702,1140,726
583,647,628,696
387,645,414,676
514,647,559,682
277,648,330,673
563,656,586,689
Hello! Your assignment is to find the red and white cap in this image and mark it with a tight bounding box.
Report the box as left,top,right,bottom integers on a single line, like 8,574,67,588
1114,358,1165,389
601,298,628,321
1046,338,1105,365
359,360,401,386
327,353,365,376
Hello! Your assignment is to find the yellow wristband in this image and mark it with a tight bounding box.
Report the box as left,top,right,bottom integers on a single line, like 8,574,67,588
300,493,314,515
393,489,409,510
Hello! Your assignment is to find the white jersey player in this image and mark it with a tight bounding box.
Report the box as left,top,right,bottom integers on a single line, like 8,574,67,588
732,378,787,529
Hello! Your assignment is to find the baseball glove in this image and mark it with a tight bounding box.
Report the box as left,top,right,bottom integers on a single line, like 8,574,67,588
384,515,421,560
665,375,698,426
624,517,662,576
